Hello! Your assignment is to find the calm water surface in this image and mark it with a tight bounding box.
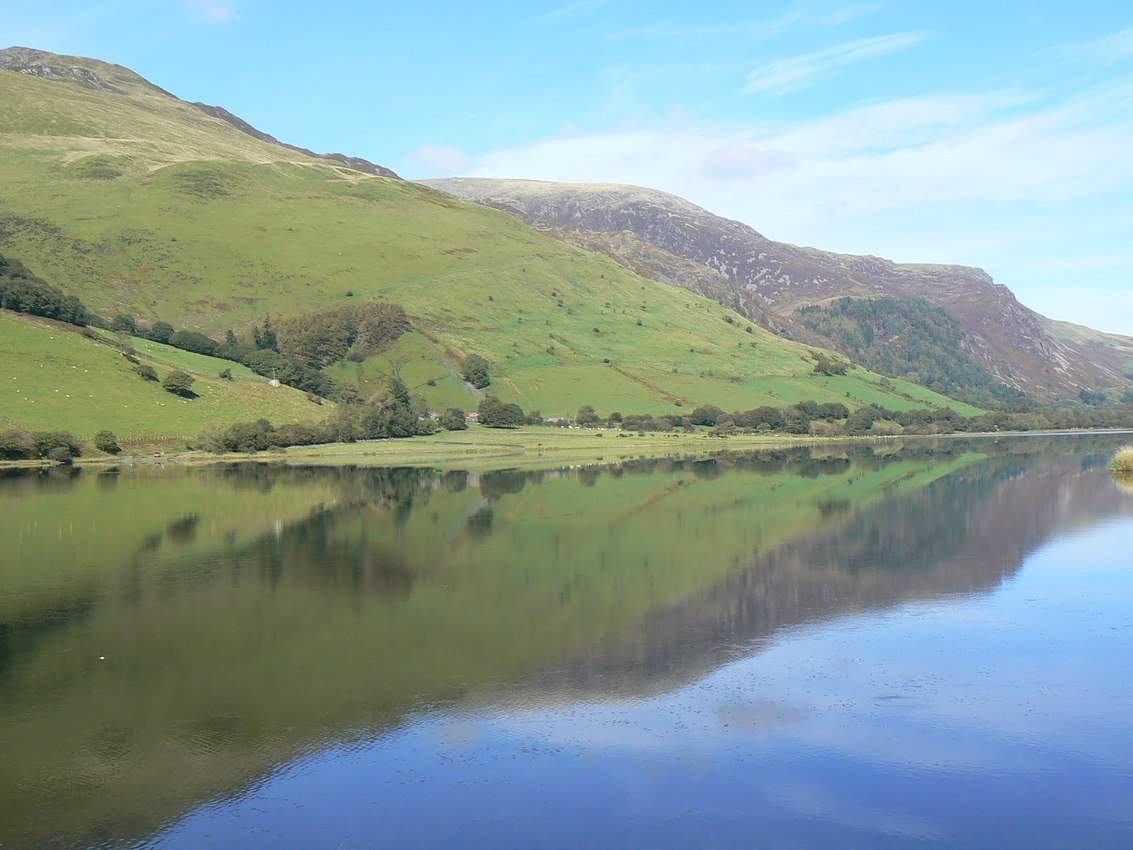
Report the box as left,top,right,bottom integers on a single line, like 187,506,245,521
2,436,1132,849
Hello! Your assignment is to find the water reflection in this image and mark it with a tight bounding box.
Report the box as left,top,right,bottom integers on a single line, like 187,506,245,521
0,436,1130,849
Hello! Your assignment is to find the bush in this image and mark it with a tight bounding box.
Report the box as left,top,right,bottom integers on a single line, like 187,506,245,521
47,446,75,465
440,408,468,430
0,429,37,460
219,368,233,380
1111,446,1133,474
813,355,849,376
462,354,491,389
94,430,121,454
162,370,195,397
169,330,218,356
147,320,174,344
136,364,159,382
810,421,845,437
870,419,904,436
576,405,601,426
34,432,81,459
111,314,137,334
478,395,525,428
525,410,544,426
0,255,91,325
689,405,725,426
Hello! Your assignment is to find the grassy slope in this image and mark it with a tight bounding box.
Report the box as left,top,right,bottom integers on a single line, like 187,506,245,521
0,312,326,441
0,61,980,418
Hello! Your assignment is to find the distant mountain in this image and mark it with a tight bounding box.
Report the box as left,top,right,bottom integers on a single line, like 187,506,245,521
426,178,1133,401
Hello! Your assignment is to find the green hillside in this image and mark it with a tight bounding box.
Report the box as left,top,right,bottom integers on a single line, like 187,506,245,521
0,52,979,419
0,311,325,442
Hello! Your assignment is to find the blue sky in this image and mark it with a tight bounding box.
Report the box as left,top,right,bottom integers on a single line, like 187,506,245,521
4,1,1133,333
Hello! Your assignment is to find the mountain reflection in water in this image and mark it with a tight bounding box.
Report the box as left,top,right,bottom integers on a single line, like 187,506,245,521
0,435,1130,850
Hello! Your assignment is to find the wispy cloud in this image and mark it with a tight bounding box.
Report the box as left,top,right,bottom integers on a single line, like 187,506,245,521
1053,25,1133,65
404,144,469,176
744,31,927,94
187,0,236,23
534,0,611,23
821,3,883,27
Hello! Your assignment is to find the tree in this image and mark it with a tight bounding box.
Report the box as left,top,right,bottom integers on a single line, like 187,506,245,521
225,329,238,345
111,314,137,334
169,330,218,356
136,364,159,382
462,354,491,388
219,368,233,380
689,405,725,426
525,409,544,426
576,405,601,426
478,395,525,428
148,321,174,344
440,408,468,430
34,432,81,459
47,446,75,465
845,406,880,434
162,370,195,397
0,429,36,460
813,355,848,376
94,430,121,454
254,314,279,351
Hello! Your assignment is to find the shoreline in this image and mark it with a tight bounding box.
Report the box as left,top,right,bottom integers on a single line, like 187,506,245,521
5,426,1132,473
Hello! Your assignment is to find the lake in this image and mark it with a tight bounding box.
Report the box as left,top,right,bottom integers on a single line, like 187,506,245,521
2,435,1132,849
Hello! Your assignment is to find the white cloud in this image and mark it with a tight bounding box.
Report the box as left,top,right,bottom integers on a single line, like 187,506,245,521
187,0,235,23
744,31,927,95
465,76,1133,332
1055,25,1133,65
403,144,470,177
821,3,884,27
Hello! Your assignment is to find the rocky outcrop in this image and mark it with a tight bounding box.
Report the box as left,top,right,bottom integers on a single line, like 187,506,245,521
427,178,1133,399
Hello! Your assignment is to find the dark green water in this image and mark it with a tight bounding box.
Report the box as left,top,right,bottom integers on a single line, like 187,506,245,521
2,435,1132,849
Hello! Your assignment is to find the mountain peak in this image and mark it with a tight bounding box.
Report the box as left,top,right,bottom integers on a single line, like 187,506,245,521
0,46,398,179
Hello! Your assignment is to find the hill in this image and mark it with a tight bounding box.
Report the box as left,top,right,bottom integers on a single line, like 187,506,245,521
0,47,976,420
0,311,326,443
425,178,1133,402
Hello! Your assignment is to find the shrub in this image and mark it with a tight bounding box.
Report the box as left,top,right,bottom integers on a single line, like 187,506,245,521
136,364,159,382
689,405,725,426
813,355,849,376
111,314,137,334
219,368,233,380
810,421,845,437
0,256,91,325
576,405,601,426
0,429,37,460
170,330,218,356
478,395,525,428
94,430,121,454
870,419,904,436
147,320,174,343
47,446,75,465
462,354,491,389
1112,446,1133,474
440,408,468,430
34,432,81,459
524,410,544,426
162,370,195,397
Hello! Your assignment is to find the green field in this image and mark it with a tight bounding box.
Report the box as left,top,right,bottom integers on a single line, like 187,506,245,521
0,312,327,442
0,57,980,419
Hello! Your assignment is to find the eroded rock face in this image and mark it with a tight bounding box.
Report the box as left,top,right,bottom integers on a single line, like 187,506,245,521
427,178,1133,399
0,46,124,92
